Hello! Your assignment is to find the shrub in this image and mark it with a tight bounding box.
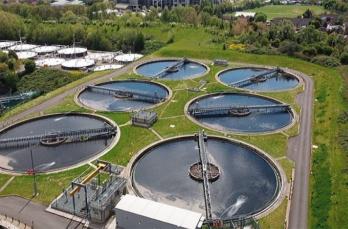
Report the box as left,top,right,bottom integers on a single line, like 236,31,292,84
278,40,302,55
17,68,84,93
303,46,317,57
311,55,340,67
24,60,36,74
0,51,8,63
340,52,348,65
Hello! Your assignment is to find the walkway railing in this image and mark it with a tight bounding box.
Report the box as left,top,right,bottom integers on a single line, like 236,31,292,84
0,126,116,148
154,58,188,78
87,85,165,104
195,131,213,219
189,104,290,117
231,68,282,88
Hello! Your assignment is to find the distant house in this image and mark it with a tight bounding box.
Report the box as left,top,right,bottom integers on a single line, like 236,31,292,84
234,12,256,18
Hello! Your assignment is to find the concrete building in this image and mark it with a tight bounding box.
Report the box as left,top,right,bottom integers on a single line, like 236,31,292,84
115,195,205,229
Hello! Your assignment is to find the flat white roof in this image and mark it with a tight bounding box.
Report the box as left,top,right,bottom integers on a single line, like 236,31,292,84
0,41,17,49
62,58,95,68
35,58,65,67
58,47,87,55
33,45,61,54
114,53,143,62
115,195,205,229
235,12,256,17
94,64,123,72
8,44,38,51
86,52,115,61
16,51,38,59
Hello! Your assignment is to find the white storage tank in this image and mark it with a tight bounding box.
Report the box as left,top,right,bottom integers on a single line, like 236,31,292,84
57,47,88,58
115,195,205,229
114,53,143,64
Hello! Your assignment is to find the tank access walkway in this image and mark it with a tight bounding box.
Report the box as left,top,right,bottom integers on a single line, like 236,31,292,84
87,85,165,104
189,104,290,118
230,68,283,88
0,126,117,149
154,58,189,78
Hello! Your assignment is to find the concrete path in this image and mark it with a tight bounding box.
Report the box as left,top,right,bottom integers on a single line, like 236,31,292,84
0,196,84,229
286,70,314,229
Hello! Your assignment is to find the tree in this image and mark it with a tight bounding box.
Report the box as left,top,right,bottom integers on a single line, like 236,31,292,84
134,33,145,52
161,7,171,23
0,52,8,63
0,10,25,40
24,60,36,74
254,12,267,22
340,52,348,65
85,30,112,51
297,25,326,44
279,40,302,55
303,9,313,18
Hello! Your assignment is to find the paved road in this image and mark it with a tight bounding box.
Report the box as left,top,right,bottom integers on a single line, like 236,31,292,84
0,196,84,229
0,60,142,128
286,69,314,229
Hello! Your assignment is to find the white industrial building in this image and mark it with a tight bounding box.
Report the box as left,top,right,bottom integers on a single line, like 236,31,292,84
114,195,205,229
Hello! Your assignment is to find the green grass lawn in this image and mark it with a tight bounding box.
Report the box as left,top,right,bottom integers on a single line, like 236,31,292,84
243,5,326,19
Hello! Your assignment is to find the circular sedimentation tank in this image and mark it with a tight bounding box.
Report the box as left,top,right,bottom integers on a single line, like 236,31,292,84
217,67,300,92
135,59,209,80
131,135,282,219
78,80,171,112
186,92,294,134
0,113,119,174
16,51,38,60
0,41,17,50
35,58,65,67
32,45,61,55
57,47,88,58
8,44,38,52
61,58,95,70
114,53,143,63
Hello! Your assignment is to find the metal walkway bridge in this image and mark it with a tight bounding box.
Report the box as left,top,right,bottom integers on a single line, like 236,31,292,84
0,92,38,105
154,58,188,78
195,131,213,220
189,104,290,118
231,68,283,88
87,85,165,104
0,126,117,149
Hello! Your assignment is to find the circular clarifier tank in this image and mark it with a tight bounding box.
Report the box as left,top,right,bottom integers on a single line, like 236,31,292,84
218,67,300,92
131,135,282,219
186,92,294,134
135,59,208,80
0,113,118,174
78,80,171,112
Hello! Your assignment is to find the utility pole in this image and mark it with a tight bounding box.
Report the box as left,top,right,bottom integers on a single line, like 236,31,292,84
30,150,38,197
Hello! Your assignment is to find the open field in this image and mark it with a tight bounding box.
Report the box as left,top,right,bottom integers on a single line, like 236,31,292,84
243,5,326,19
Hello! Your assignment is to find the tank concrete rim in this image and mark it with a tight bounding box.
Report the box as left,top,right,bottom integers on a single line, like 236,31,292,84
133,58,210,80
125,134,287,220
215,65,304,93
184,92,298,136
75,79,173,112
0,112,121,176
